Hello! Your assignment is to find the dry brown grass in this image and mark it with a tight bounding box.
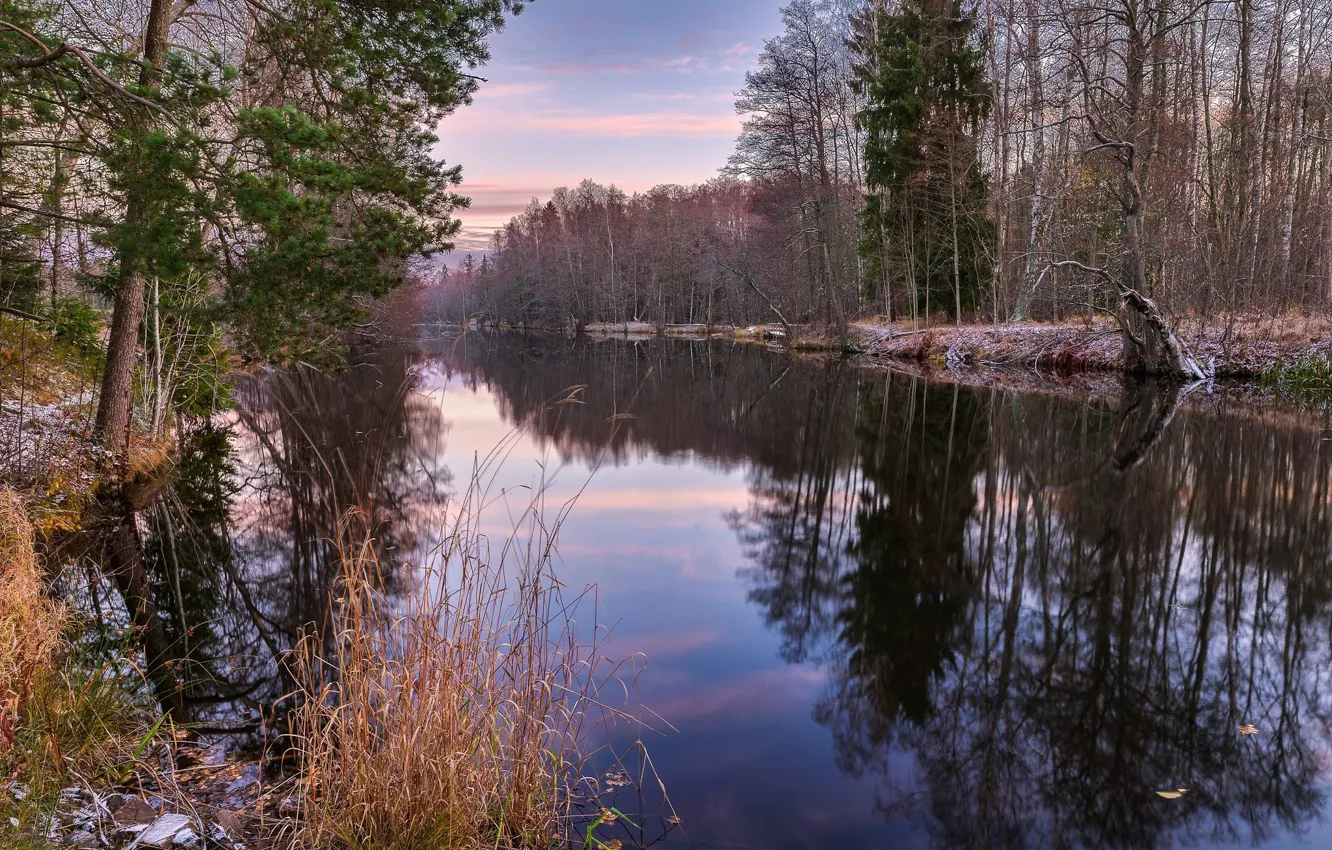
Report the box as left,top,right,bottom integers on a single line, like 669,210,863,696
0,488,64,753
290,479,639,850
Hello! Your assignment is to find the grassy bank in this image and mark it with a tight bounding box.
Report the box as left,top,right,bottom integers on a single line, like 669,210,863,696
291,499,611,849
0,489,170,850
856,314,1332,378
1,469,661,850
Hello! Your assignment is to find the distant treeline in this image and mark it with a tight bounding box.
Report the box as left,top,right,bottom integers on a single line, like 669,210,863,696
432,0,1332,360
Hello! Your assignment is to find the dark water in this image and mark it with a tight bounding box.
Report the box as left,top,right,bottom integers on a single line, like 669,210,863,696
141,333,1332,849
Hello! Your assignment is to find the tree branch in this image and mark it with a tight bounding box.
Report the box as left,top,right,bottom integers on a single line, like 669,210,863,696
0,306,46,322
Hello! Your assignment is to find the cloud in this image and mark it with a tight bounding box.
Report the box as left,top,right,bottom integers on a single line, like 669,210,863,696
631,91,736,104
520,40,754,77
449,226,498,252
451,108,741,138
477,82,552,98
529,54,710,76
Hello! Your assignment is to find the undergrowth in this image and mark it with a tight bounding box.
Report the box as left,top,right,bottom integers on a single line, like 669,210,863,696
288,419,673,850
1260,350,1332,406
0,313,102,407
0,488,165,848
292,505,607,849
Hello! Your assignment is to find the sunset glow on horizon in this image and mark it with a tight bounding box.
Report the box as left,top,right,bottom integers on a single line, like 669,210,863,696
435,0,784,253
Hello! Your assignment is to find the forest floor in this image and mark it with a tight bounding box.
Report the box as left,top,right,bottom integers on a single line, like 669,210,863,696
851,313,1332,377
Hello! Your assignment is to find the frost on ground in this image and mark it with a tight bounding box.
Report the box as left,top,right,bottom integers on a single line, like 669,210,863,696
856,315,1332,377
0,393,101,504
6,783,249,850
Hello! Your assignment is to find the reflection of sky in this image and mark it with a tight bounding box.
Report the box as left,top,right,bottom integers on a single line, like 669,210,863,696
405,358,1332,850
417,375,913,848
435,0,785,252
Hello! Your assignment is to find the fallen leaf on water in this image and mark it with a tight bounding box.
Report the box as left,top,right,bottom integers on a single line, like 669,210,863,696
1156,789,1189,799
1240,724,1258,735
667,816,683,825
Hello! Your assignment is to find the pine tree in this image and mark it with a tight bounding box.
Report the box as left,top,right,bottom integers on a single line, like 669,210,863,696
852,0,993,323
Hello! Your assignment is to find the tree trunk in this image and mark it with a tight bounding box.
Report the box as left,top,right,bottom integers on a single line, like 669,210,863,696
94,0,174,456
102,514,187,718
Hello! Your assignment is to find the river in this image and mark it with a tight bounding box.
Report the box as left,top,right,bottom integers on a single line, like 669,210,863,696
135,332,1332,850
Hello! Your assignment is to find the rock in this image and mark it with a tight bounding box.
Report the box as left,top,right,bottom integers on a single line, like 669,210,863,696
66,829,100,849
224,774,257,795
135,813,192,848
214,810,244,836
207,823,243,850
172,827,201,848
103,794,128,814
113,823,150,843
58,787,86,806
113,798,156,827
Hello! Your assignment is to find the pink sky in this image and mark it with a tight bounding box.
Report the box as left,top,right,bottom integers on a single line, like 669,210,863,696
434,0,785,253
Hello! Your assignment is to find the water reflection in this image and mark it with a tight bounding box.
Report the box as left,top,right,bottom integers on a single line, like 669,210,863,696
435,335,1332,847
123,347,450,722
744,374,1332,849
81,333,1332,848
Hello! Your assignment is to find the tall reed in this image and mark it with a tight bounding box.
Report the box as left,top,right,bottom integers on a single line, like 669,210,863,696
291,476,621,850
0,487,64,753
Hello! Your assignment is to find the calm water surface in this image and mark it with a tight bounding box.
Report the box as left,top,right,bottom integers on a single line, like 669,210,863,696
149,333,1332,849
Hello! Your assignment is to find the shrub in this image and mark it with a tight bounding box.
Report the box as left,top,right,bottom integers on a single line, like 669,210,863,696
46,297,105,362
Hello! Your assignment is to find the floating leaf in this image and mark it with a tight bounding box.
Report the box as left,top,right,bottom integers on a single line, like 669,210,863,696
1239,724,1258,735
1156,789,1188,799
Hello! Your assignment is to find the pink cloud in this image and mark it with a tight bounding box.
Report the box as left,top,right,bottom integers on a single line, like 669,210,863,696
647,666,825,723
604,627,726,660
453,109,741,138
478,82,552,98
631,91,735,104
450,226,496,252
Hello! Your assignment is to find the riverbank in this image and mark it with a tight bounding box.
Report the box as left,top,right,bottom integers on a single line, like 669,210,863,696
854,314,1332,378
461,314,1332,379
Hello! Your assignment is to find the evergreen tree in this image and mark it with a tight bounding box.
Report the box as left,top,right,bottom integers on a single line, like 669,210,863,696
852,0,993,322
0,0,526,455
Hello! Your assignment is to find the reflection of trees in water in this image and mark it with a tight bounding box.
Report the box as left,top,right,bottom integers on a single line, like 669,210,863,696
112,332,1332,847
229,347,448,639
433,333,848,475
727,365,861,664
738,374,1332,849
133,346,449,718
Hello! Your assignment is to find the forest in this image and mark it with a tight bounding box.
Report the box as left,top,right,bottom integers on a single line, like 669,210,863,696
1,0,522,465
438,0,1332,374
5,0,1332,847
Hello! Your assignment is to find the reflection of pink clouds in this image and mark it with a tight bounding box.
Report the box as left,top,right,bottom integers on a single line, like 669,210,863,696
647,666,825,723
604,627,725,660
570,487,746,511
